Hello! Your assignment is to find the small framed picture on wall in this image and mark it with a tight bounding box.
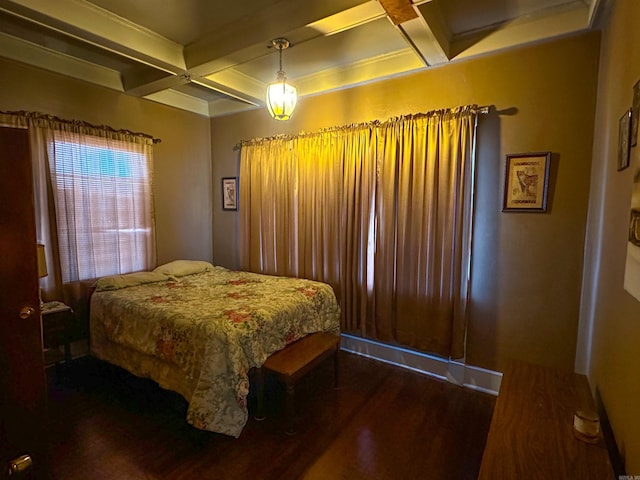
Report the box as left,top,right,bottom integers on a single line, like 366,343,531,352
618,108,632,171
222,177,238,211
502,152,551,212
632,80,640,147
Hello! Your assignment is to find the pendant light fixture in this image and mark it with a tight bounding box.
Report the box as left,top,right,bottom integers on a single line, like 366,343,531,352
266,38,297,121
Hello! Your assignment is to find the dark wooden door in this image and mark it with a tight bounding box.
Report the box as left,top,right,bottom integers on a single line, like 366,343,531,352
0,127,48,478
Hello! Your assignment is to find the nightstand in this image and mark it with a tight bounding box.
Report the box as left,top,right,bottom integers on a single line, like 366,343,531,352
41,301,74,365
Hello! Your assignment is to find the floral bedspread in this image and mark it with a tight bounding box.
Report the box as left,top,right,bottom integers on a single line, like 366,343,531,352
89,267,341,437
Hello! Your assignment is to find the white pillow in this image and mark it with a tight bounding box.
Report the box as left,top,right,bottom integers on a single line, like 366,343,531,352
95,271,169,291
153,260,215,277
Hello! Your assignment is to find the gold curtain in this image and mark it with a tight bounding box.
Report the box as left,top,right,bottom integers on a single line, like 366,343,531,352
239,106,477,358
374,108,476,358
239,130,356,282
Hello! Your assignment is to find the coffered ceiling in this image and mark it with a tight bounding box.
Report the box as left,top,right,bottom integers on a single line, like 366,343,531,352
0,0,604,117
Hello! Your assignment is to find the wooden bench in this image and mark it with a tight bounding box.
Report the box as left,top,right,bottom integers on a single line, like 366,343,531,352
254,332,340,435
478,360,615,479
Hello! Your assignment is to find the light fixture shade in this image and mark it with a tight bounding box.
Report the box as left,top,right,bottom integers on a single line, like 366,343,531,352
266,80,297,121
36,243,48,278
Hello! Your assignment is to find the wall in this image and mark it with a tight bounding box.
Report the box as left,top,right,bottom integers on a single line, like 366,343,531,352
211,32,600,374
0,58,212,265
579,0,640,472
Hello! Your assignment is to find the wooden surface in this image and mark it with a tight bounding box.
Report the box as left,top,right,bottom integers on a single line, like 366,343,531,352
42,302,74,364
46,352,495,479
259,332,340,433
262,332,340,380
478,360,615,480
377,0,418,25
0,126,49,479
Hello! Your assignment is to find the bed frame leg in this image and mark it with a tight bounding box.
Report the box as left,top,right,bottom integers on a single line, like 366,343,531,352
254,367,266,421
284,383,296,435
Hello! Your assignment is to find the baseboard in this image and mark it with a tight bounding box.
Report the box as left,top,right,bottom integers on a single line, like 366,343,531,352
339,333,502,396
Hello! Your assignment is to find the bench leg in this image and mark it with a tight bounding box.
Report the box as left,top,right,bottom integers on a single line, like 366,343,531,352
63,341,72,364
254,367,266,421
334,348,339,387
284,383,296,435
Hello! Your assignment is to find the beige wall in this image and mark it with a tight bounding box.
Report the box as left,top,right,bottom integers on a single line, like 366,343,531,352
211,32,600,374
0,58,213,266
580,0,640,472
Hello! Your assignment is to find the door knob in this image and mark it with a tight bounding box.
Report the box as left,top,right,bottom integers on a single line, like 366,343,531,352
8,454,32,475
19,307,35,319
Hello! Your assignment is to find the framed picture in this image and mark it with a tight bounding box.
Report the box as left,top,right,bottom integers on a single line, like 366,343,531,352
629,208,640,248
502,152,551,212
632,80,640,147
221,177,238,211
625,167,640,301
618,108,632,171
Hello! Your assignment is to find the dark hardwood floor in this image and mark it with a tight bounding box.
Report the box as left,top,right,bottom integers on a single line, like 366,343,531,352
46,351,495,480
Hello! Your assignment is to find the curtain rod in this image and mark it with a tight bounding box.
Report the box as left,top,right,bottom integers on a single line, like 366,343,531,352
0,110,161,144
233,104,493,150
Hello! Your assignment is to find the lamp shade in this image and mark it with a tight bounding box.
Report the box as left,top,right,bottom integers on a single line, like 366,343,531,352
266,80,297,121
36,243,48,278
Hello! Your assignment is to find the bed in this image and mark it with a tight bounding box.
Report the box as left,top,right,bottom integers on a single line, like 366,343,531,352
89,260,341,437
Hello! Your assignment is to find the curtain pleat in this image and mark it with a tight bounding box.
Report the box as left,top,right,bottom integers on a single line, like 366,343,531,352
239,106,476,359
339,128,377,335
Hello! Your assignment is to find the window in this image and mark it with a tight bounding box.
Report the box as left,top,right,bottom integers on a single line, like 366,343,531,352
48,132,154,282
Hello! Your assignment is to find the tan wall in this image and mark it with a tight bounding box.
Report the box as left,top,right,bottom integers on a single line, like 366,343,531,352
0,58,212,265
211,32,601,374
581,0,640,472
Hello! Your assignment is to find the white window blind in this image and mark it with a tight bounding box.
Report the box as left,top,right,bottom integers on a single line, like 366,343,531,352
48,131,154,283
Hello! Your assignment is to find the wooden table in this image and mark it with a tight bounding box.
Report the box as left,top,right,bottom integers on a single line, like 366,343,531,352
478,360,614,479
41,301,74,365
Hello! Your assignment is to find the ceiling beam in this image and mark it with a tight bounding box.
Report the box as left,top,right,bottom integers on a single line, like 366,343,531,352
306,1,385,35
143,89,210,117
377,0,450,66
0,0,186,73
396,16,448,66
193,76,262,106
410,0,451,63
587,0,606,27
184,0,382,73
0,0,190,98
208,97,259,118
123,70,191,97
0,0,596,120
0,0,394,107
184,1,389,103
0,30,123,90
